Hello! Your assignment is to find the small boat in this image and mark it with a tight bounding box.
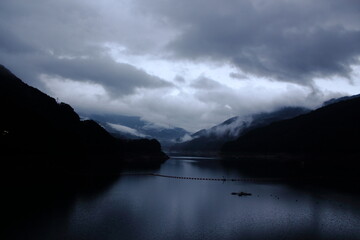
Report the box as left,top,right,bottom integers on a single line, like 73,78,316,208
231,191,252,196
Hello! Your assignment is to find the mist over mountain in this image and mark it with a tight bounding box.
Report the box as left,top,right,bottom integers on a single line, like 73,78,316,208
222,95,360,161
170,107,310,154
322,93,360,107
83,114,190,148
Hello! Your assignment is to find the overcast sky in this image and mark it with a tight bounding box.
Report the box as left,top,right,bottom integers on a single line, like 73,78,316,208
1,0,360,132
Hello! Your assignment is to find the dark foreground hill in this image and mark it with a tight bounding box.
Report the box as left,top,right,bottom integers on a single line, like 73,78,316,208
0,64,168,173
1,64,169,234
222,95,360,172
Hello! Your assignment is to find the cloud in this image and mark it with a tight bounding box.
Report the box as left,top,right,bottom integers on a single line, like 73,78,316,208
0,0,359,132
178,133,193,143
1,51,173,98
41,68,348,132
107,123,146,137
0,26,35,54
229,72,248,80
190,76,223,90
0,0,174,95
41,56,174,96
174,75,186,83
135,0,360,84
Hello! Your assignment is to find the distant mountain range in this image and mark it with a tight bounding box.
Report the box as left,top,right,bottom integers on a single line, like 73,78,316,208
170,93,360,155
170,107,310,153
222,94,360,159
83,114,190,149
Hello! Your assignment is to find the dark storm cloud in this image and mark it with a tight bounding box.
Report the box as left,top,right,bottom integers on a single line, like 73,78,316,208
174,75,186,83
229,72,248,80
2,0,359,88
1,51,173,96
0,0,173,96
40,56,173,96
0,26,36,54
190,77,223,90
0,45,173,96
136,0,360,84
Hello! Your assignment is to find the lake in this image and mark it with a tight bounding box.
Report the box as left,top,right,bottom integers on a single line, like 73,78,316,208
8,156,360,240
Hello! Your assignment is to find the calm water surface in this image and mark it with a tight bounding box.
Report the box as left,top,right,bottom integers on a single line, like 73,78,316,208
12,157,360,240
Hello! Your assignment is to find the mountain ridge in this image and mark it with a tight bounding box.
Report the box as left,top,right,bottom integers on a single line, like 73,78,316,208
221,94,360,158
0,64,168,173
170,107,310,154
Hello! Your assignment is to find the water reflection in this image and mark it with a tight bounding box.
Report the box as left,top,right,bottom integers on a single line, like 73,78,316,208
7,157,360,240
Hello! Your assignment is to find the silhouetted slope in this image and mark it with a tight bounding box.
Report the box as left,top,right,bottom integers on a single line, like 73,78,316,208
222,96,360,156
322,93,360,106
171,107,309,153
0,64,168,171
0,64,169,235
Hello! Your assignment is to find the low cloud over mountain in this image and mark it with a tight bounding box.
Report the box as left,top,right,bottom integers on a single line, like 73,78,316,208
1,0,359,131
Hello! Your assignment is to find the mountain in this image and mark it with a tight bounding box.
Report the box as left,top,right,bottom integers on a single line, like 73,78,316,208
0,64,168,173
0,64,171,231
322,93,360,106
83,114,190,149
170,107,309,154
222,95,360,160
